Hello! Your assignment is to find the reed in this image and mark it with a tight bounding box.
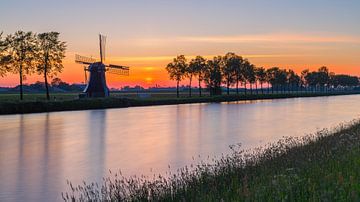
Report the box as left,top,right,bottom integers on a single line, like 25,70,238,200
63,120,360,201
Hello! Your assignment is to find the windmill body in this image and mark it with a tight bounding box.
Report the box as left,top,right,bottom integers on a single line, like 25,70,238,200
75,35,129,98
83,62,109,97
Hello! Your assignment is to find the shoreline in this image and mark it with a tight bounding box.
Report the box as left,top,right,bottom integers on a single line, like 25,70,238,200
0,91,359,115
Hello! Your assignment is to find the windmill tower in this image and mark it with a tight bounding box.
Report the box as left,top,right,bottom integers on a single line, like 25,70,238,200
75,34,129,97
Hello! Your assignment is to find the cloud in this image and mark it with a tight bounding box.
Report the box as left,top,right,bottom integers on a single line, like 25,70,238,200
107,54,302,63
135,33,360,45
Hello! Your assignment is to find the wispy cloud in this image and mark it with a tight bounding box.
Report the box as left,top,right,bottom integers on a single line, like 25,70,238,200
135,33,360,45
108,54,302,63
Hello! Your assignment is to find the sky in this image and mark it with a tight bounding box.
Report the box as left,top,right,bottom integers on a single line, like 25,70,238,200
0,0,359,88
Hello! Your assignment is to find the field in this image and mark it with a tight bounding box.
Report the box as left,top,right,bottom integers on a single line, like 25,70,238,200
63,120,360,201
0,91,208,102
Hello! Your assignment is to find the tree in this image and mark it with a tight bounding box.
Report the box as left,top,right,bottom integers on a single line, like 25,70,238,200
330,74,359,88
0,32,9,77
255,67,267,94
266,67,282,93
190,56,207,97
36,32,66,100
233,56,245,95
185,57,196,97
3,31,38,100
166,55,187,98
242,60,255,95
242,60,251,95
51,77,63,86
301,69,310,91
204,56,223,96
222,53,239,95
287,69,301,92
247,64,256,94
317,66,330,91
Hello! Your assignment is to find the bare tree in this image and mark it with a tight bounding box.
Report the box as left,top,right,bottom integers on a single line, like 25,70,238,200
166,55,187,98
36,32,66,100
3,31,38,100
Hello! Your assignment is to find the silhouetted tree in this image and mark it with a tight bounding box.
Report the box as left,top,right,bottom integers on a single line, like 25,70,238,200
267,67,282,93
0,32,9,77
233,56,245,95
185,59,195,97
317,66,330,91
190,56,207,97
255,67,267,94
247,64,256,94
330,74,359,88
242,60,251,95
222,53,238,95
166,55,187,98
287,69,301,91
36,32,66,100
241,61,255,95
51,77,64,86
301,69,309,91
204,56,223,96
287,69,301,92
3,31,38,100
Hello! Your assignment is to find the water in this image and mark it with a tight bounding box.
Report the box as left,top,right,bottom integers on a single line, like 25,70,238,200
1,95,360,201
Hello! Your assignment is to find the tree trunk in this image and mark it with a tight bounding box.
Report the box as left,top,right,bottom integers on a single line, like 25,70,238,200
244,81,247,95
198,74,202,97
176,80,179,98
261,83,264,94
44,70,50,100
255,82,258,95
227,82,230,95
44,54,50,100
189,75,192,97
236,79,239,95
19,64,23,100
250,84,253,95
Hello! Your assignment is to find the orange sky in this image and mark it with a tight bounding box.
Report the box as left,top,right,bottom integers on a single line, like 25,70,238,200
1,33,359,88
1,1,360,88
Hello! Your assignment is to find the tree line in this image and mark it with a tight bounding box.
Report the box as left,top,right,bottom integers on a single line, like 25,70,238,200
0,30,66,100
166,53,360,97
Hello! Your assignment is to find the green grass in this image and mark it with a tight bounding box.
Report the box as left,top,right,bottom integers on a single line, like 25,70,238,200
0,92,79,102
63,120,360,201
0,91,359,115
0,91,206,102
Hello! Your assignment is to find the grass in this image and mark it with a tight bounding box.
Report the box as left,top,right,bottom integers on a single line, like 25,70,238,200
62,120,360,201
0,91,359,115
0,92,198,102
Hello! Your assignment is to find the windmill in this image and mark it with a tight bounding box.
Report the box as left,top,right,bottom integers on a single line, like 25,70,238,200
75,34,129,97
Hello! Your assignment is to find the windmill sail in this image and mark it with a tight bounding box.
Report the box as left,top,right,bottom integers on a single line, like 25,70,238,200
75,54,96,65
99,34,106,63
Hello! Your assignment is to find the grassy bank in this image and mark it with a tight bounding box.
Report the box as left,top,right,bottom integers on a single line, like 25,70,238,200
63,120,360,201
1,91,360,115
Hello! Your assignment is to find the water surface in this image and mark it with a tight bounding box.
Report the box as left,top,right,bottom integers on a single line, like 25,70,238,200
1,95,360,201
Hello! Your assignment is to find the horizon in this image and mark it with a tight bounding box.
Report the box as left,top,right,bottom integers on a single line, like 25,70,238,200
1,0,359,88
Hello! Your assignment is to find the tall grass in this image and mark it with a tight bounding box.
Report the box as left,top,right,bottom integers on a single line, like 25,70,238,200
63,120,360,201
